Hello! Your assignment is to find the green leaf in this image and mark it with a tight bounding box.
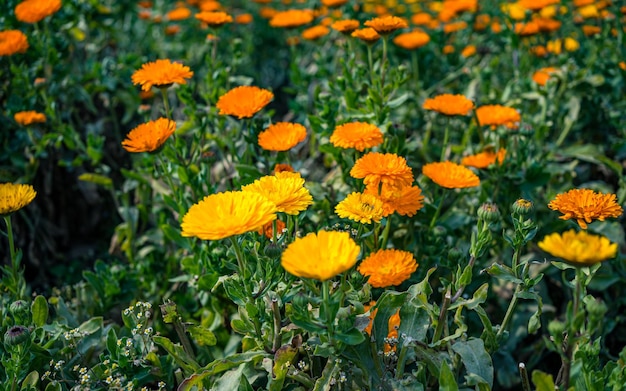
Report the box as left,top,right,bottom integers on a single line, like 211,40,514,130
313,356,339,391
439,361,459,391
20,371,39,389
398,301,430,345
484,263,522,284
372,291,407,352
31,296,48,327
532,370,556,391
451,338,494,388
270,345,298,391
334,327,366,346
153,336,200,375
44,382,62,391
188,325,217,347
178,352,268,390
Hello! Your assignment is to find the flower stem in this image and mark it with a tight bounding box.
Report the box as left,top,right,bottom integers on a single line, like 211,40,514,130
429,189,447,229
432,289,451,344
380,216,392,250
160,87,172,121
322,280,335,341
3,215,24,299
380,36,388,93
496,284,521,340
440,118,451,161
367,45,375,86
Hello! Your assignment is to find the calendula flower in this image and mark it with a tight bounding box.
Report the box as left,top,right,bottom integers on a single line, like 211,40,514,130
393,30,430,50
366,183,424,217
166,7,191,21
364,15,408,34
181,191,277,241
476,105,521,129
358,249,418,288
335,192,385,224
548,189,623,229
281,230,360,281
195,11,233,27
461,149,506,169
461,44,476,57
582,25,601,36
351,27,381,43
274,163,295,174
121,118,176,153
0,183,37,216
258,122,307,151
242,172,313,215
216,86,273,119
269,9,314,28
131,59,194,91
257,219,286,239
0,30,29,56
14,111,46,126
422,161,480,189
351,152,414,190
518,0,560,11
14,0,62,23
329,122,384,152
532,67,559,86
199,0,221,11
302,25,330,40
411,13,433,25
235,13,253,24
423,94,474,116
331,19,360,34
538,230,617,266
321,0,348,7
443,21,468,33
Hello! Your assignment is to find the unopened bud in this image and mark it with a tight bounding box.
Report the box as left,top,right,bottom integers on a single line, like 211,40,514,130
512,199,533,215
477,202,500,222
9,300,29,318
264,242,282,258
4,325,30,347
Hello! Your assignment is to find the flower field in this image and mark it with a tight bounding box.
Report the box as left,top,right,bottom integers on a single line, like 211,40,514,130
1,0,626,390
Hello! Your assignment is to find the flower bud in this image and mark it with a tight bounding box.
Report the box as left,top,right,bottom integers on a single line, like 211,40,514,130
9,300,29,318
4,325,30,347
512,199,533,215
477,202,500,222
264,242,282,258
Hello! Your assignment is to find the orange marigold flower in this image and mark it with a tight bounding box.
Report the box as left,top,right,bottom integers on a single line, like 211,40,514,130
364,15,408,34
14,0,62,23
257,219,287,239
258,122,307,151
274,163,295,174
620,62,626,71
14,111,46,125
422,161,480,189
515,21,540,36
122,118,176,153
351,27,381,43
461,44,476,57
131,59,193,91
363,301,401,353
476,105,521,129
392,30,430,50
443,21,468,33
166,7,191,21
269,9,314,28
302,25,330,40
235,13,253,24
0,30,29,56
442,44,455,54
461,149,506,169
216,86,273,119
331,19,360,34
0,183,37,216
281,230,360,281
423,94,474,116
321,0,348,7
351,152,414,190
329,122,384,152
165,25,181,35
358,249,418,288
365,183,424,217
181,191,277,241
538,230,617,266
547,189,623,229
195,11,233,27
199,0,221,11
335,192,385,224
532,66,559,86
242,172,313,215
411,13,433,25
582,25,601,36
518,0,560,11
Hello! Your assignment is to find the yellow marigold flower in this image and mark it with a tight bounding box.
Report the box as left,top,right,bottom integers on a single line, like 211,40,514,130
351,27,381,43
548,189,623,229
121,118,176,153
321,0,348,7
0,30,29,56
564,37,579,51
358,249,418,288
364,15,408,34
461,149,506,169
422,161,480,189
392,30,430,50
335,192,385,224
329,122,384,152
269,9,314,28
182,191,277,241
242,172,313,215
351,152,414,190
532,66,560,86
366,183,425,217
476,105,521,129
0,183,37,216
538,230,617,266
258,122,307,151
166,7,191,21
331,19,360,34
281,230,360,281
14,111,46,126
216,86,273,119
301,25,330,40
195,11,233,27
131,59,193,92
423,94,474,116
14,0,62,23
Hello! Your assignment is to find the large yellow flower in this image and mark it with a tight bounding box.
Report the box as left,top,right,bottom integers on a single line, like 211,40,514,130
350,152,414,190
181,191,277,241
423,94,474,116
475,105,521,129
258,122,307,151
269,9,314,28
365,183,424,217
0,30,29,56
0,183,37,216
14,111,46,126
422,161,480,189
121,118,176,153
14,0,62,23
281,230,360,281
216,86,274,119
241,172,313,215
364,15,408,34
548,189,623,229
329,122,384,152
335,192,385,224
131,59,194,91
538,230,617,266
358,249,418,288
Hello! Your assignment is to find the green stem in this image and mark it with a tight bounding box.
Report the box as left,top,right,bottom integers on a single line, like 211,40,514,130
396,343,410,378
429,189,447,229
562,268,585,389
271,297,281,352
440,118,450,162
432,289,451,344
367,45,375,86
380,36,388,93
380,216,392,250
411,50,420,91
496,284,521,340
160,87,172,120
519,363,531,391
230,236,249,295
322,280,335,341
3,215,24,299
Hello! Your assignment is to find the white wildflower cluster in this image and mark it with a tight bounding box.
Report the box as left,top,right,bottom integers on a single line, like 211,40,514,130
63,327,89,347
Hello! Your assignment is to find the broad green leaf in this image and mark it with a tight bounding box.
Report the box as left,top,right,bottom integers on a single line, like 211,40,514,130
372,291,407,352
398,301,430,345
313,356,339,391
31,296,48,327
153,336,200,375
20,371,39,389
532,370,556,391
188,325,217,347
178,352,268,390
334,327,366,346
451,338,494,388
439,361,459,391
269,345,298,391
45,382,62,391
